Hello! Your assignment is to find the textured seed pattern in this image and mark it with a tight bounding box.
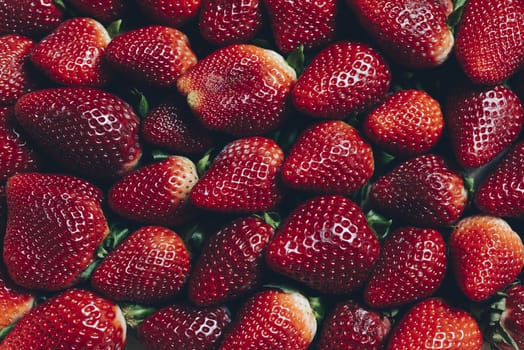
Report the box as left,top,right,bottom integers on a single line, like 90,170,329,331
136,0,201,27
67,0,126,23
0,269,34,330
500,285,524,350
0,0,64,37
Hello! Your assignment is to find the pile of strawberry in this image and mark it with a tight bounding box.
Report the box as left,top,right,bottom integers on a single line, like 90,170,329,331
1,0,524,349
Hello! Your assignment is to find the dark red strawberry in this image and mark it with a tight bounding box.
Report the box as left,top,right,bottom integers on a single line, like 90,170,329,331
282,121,374,195
0,0,64,38
445,84,523,168
30,17,111,86
492,284,524,350
190,137,284,213
437,0,453,16
138,304,231,350
67,0,127,23
317,301,391,350
177,44,296,136
4,173,109,291
0,185,5,234
105,26,197,87
0,268,34,331
266,195,380,294
449,215,524,302
136,0,201,27
0,289,126,349
363,89,444,157
264,0,336,53
455,0,524,85
369,154,467,227
291,41,391,119
15,87,141,180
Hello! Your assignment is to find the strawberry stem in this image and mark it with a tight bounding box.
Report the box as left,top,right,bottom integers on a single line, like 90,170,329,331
366,210,393,240
255,212,281,230
151,150,170,161
286,45,305,76
121,304,157,329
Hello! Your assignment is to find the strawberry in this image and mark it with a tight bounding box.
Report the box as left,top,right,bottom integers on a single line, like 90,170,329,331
4,173,109,291
0,288,126,349
0,185,5,234
190,137,284,213
316,300,391,350
30,17,111,86
263,0,336,53
188,217,275,306
67,0,127,23
455,0,524,85
475,142,524,219
0,0,64,38
15,87,141,180
445,84,523,169
0,268,34,331
136,0,201,28
386,298,482,350
138,304,231,350
177,44,296,136
291,41,391,119
369,154,467,227
449,215,524,302
492,284,524,350
266,195,380,294
218,289,317,350
363,89,444,157
91,226,190,304
281,120,374,195
104,26,197,87
437,0,453,16
364,227,447,308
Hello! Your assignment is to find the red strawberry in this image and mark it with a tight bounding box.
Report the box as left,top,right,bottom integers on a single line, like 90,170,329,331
199,0,263,46
15,87,141,180
346,0,454,68
437,0,453,16
188,217,275,306
449,215,524,302
369,154,467,227
0,268,34,331
4,173,109,291
445,84,523,168
0,289,126,349
136,0,201,27
492,284,524,350
218,289,317,350
266,195,380,294
363,89,444,157
316,301,391,350
190,137,284,213
364,227,447,308
0,185,5,234
91,226,190,304
30,17,111,86
67,0,127,23
105,26,197,87
138,304,231,350
177,44,296,136
386,298,482,350
0,0,64,38
281,121,374,195
291,41,391,119
455,0,524,85
475,142,524,219
264,0,336,53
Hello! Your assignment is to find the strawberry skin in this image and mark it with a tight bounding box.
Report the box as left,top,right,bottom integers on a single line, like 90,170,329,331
266,195,380,294
67,0,127,23
0,185,5,234
282,120,374,195
496,284,524,350
0,268,34,331
177,44,296,136
449,215,524,302
136,0,201,27
15,87,141,180
363,89,444,157
0,0,64,38
292,41,391,119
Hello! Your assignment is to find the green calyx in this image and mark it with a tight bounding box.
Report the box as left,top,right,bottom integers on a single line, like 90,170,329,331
366,210,393,240
106,19,123,39
254,212,281,230
286,45,305,76
196,148,215,177
121,303,157,329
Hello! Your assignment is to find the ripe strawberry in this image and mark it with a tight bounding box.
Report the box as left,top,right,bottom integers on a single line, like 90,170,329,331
0,0,64,38
15,87,141,180
136,0,201,27
317,301,391,350
281,121,374,195
0,289,126,349
138,304,231,350
386,298,482,350
177,44,296,136
91,226,191,304
363,89,444,157
266,195,380,294
30,17,111,86
364,227,447,308
105,26,197,87
67,0,127,23
475,142,524,219
369,154,467,227
190,137,284,213
492,284,524,350
218,289,317,350
437,0,453,16
449,215,524,302
4,173,109,291
291,41,391,119
0,269,34,331
0,185,5,234
188,217,275,306
445,84,523,169
455,0,524,85
264,0,336,53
